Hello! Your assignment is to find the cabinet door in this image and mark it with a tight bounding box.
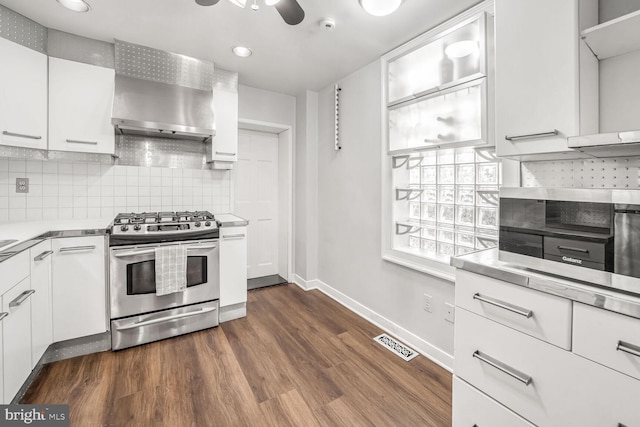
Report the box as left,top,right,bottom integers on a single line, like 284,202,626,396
495,0,593,157
52,236,106,342
49,58,116,154
0,38,47,150
29,240,53,367
219,227,247,307
2,277,33,403
210,88,238,162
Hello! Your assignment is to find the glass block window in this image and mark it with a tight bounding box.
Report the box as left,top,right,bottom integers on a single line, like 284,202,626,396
395,146,500,263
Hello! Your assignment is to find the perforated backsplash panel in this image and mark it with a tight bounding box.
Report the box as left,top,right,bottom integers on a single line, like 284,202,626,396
115,40,215,91
0,4,47,53
522,156,640,189
48,29,115,68
116,135,209,169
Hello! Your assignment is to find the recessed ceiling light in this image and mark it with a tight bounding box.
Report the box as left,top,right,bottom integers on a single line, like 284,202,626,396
359,0,403,17
228,0,247,8
445,40,479,58
56,0,91,12
265,0,280,5
232,46,252,58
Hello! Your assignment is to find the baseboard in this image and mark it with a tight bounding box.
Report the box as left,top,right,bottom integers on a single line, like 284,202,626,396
312,278,454,372
220,302,247,322
293,274,319,291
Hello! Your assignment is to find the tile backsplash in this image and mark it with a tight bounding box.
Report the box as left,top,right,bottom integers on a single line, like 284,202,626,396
0,158,232,222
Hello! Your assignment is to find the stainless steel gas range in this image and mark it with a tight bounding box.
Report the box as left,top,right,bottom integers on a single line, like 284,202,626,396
108,211,220,350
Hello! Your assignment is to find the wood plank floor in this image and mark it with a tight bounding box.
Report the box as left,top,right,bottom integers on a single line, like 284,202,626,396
22,284,453,426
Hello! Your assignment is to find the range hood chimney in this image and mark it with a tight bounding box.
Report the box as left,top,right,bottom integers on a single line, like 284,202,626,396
111,40,215,143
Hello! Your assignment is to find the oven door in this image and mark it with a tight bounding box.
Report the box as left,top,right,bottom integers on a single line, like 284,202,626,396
109,239,219,319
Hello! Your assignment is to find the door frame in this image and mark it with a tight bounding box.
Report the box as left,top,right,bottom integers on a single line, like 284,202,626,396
236,118,293,283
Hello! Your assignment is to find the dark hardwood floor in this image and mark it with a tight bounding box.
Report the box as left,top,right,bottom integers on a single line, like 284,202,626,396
22,284,453,426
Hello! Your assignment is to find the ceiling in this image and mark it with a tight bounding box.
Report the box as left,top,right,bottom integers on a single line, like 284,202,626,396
0,0,480,95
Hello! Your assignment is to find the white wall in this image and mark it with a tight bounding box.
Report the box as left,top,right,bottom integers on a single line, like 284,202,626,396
312,60,455,364
238,84,296,126
600,50,640,132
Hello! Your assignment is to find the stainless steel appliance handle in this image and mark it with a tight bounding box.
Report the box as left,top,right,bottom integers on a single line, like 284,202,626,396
114,244,217,258
2,130,42,140
66,139,98,145
557,245,589,254
472,350,532,386
9,290,36,307
116,307,217,331
472,293,533,318
504,129,559,141
0,312,8,322
617,341,640,358
34,250,54,261
215,151,236,156
59,245,96,253
223,234,245,240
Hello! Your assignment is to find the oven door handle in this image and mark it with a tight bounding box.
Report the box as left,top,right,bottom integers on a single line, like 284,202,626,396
113,245,217,258
115,307,217,331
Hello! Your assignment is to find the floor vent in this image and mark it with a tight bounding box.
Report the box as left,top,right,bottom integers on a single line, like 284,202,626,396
373,334,419,362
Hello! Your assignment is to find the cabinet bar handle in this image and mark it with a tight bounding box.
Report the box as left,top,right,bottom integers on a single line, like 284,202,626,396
504,130,559,141
473,350,532,386
9,290,36,307
223,234,245,239
116,307,217,330
2,131,42,140
59,245,96,253
215,151,236,156
0,312,8,322
473,293,533,318
34,250,54,261
557,245,589,253
617,341,640,358
66,139,98,145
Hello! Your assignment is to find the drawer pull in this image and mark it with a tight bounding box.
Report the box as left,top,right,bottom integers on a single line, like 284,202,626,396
34,250,53,261
557,245,589,254
472,293,533,318
9,289,36,307
59,245,96,253
2,130,42,140
215,151,236,156
66,139,98,145
617,341,640,358
0,312,8,322
223,234,245,240
473,350,532,386
504,129,559,141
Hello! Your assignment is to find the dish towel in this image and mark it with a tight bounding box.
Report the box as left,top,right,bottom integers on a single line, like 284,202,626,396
155,245,187,296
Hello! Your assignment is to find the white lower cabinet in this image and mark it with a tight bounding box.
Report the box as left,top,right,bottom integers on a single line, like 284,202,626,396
219,227,247,307
454,271,640,427
2,277,34,404
29,240,53,366
453,377,534,427
52,236,107,342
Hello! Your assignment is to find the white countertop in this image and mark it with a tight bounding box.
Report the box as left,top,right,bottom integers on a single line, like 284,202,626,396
215,213,248,227
0,218,112,252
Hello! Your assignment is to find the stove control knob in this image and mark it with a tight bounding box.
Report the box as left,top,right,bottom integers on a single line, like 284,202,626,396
120,225,129,232
205,221,211,227
133,224,141,231
194,221,201,227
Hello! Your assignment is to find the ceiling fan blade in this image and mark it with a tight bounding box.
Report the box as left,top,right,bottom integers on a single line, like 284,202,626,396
274,0,305,25
195,0,221,6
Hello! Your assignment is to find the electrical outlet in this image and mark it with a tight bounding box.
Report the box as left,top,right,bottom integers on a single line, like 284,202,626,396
16,178,29,193
445,303,455,323
423,294,433,313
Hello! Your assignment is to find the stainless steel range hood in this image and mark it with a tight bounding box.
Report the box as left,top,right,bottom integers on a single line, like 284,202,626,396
568,130,640,158
112,75,215,142
111,40,215,143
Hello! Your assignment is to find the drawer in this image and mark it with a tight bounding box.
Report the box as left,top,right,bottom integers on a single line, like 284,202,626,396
543,236,606,264
452,376,534,427
573,302,640,381
0,251,29,295
455,269,572,349
499,230,543,258
454,308,640,427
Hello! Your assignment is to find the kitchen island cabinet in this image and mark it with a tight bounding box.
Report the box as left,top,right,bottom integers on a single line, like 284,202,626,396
52,236,107,342
48,57,116,155
494,0,598,160
0,37,47,150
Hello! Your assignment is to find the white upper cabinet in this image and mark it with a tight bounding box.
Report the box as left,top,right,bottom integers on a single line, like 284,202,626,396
495,0,599,159
209,87,238,162
49,57,116,154
0,37,47,150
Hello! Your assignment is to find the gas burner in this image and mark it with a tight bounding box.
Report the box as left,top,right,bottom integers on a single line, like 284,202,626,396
158,212,177,223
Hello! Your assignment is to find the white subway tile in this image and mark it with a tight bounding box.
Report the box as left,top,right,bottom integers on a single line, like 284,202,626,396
150,196,162,206
72,162,88,175
72,175,88,186
139,176,151,187
100,173,114,186
58,196,73,208
9,209,26,221
126,196,138,207
87,197,101,208
161,175,172,187
101,185,114,197
26,208,43,220
43,184,58,197
161,187,172,198
58,207,73,219
26,161,42,174
28,174,43,185
42,197,58,208
87,208,101,218
87,163,101,175
150,168,162,178
28,185,43,197
139,196,150,207
9,197,26,209
114,175,127,187
43,174,58,186
138,167,150,178
114,195,127,206
73,207,88,219
59,185,73,197
58,174,73,186
0,159,8,172
42,161,58,174
0,196,7,209
0,185,8,197
126,175,139,186
126,166,139,176
42,208,58,220
100,196,114,207
73,197,88,208
8,159,26,173
27,197,42,209
126,186,139,197
101,207,115,217
57,162,73,174
113,165,127,176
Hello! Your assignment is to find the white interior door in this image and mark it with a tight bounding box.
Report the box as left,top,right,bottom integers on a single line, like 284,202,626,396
235,129,279,279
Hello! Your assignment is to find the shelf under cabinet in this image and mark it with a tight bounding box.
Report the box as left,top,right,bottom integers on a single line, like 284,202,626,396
582,9,640,60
